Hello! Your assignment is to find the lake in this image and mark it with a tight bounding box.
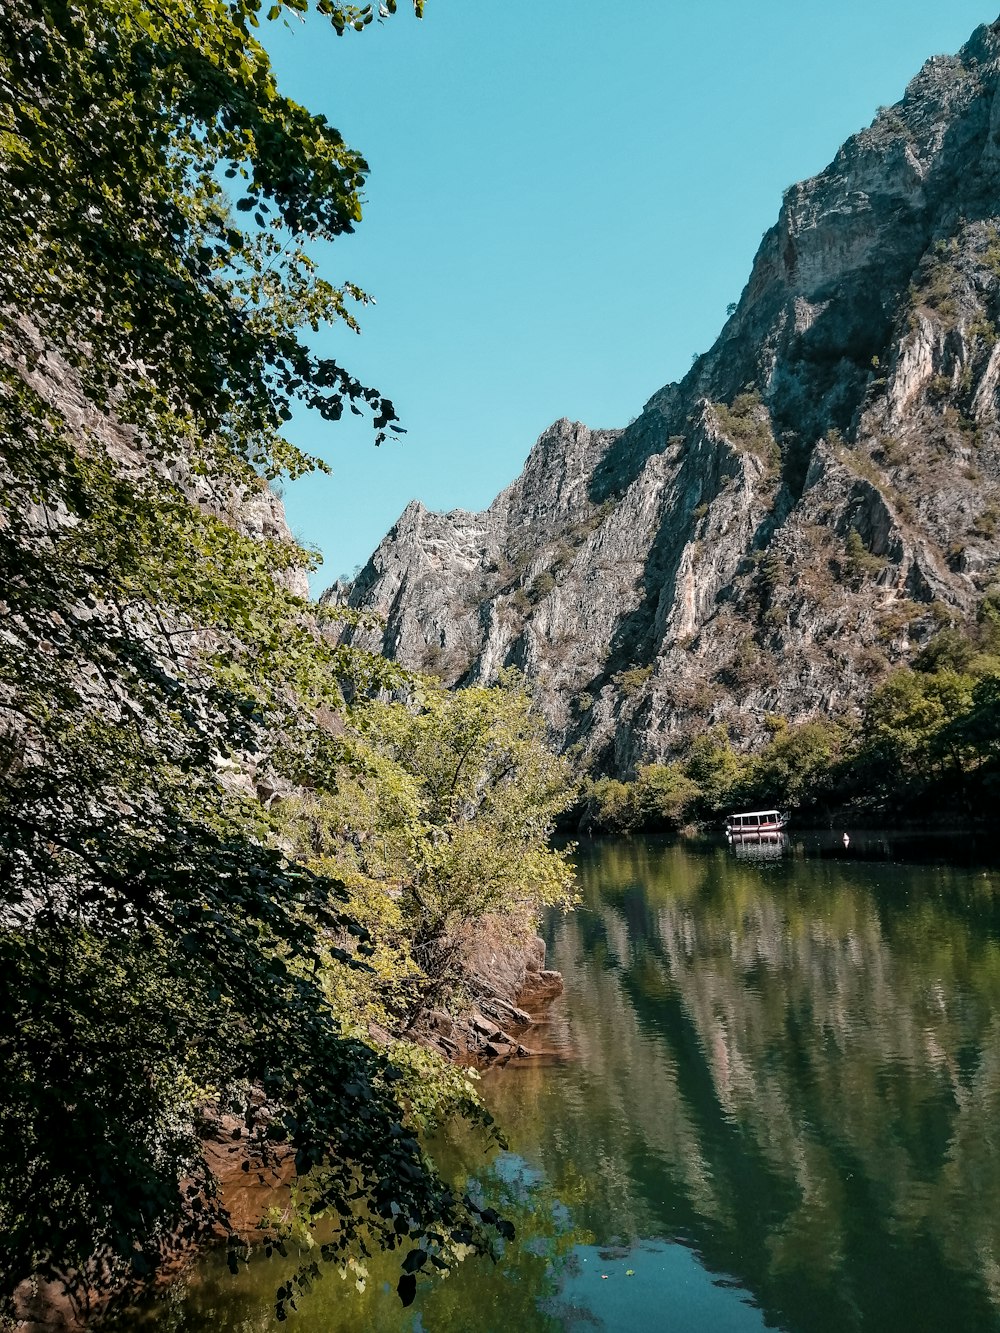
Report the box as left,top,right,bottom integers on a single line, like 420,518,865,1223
127,832,1000,1331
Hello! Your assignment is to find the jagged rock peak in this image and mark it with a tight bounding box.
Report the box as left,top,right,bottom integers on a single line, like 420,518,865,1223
331,17,1000,774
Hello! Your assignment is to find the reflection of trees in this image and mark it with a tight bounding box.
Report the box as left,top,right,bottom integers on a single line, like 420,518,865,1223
488,841,1000,1332
124,1156,577,1333
131,843,1000,1331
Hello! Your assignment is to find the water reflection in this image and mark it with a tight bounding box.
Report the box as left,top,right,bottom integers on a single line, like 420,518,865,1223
727,832,788,860
133,838,1000,1331
505,839,1000,1331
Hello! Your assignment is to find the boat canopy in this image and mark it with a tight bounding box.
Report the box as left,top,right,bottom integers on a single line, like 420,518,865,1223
728,810,781,823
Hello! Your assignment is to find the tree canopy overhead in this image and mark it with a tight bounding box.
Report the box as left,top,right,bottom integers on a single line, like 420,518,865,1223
0,0,570,1322
0,0,424,475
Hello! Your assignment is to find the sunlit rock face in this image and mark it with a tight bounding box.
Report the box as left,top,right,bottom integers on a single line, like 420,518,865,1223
332,19,1000,774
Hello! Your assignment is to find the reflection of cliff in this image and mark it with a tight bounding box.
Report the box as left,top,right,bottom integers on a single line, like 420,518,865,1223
487,842,1000,1332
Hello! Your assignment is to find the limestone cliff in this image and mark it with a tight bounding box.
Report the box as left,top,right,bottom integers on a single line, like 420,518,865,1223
332,19,1000,774
9,318,309,600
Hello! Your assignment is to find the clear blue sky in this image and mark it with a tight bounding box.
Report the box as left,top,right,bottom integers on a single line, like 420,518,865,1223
265,1,999,590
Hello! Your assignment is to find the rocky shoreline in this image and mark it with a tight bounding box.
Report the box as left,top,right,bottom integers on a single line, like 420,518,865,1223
9,940,564,1332
421,929,563,1065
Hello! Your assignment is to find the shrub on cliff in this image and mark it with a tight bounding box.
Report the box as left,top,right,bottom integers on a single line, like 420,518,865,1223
280,671,578,1030
741,719,855,814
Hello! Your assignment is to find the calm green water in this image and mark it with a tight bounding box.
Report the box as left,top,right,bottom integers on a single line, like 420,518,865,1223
130,834,1000,1332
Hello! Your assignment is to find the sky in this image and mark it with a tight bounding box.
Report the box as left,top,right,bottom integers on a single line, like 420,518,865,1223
264,0,1000,590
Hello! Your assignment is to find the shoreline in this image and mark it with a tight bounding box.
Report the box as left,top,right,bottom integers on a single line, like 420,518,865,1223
9,933,564,1333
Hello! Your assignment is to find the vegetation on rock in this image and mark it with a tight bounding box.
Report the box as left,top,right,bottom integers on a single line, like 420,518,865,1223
280,672,577,1034
577,609,1000,833
0,0,573,1321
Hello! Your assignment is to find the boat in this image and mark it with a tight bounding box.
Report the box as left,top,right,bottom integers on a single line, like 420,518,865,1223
725,808,789,837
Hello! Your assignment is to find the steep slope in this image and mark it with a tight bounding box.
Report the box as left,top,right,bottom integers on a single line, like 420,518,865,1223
10,319,309,598
332,19,1000,774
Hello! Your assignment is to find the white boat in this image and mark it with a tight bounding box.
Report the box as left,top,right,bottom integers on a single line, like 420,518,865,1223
725,808,788,837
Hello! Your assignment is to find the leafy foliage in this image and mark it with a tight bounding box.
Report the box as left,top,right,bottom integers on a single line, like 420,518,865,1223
281,673,578,1029
578,764,699,834
0,0,412,469
0,0,530,1321
838,527,884,587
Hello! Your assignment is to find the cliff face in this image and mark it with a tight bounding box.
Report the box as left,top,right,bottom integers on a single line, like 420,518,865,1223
333,20,1000,774
10,319,309,599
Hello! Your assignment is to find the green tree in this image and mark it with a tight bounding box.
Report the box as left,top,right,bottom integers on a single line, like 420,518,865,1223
633,762,699,829
0,0,507,1320
855,665,980,813
944,673,1000,795
913,628,976,675
683,726,750,817
578,777,641,833
747,719,853,812
1,0,410,467
284,674,578,1027
841,527,883,586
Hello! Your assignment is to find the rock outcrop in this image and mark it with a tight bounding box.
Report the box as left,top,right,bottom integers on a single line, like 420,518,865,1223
421,922,564,1065
332,18,1000,774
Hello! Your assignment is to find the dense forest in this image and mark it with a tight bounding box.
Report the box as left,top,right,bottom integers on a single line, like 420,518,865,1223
0,1,576,1323
577,610,1000,833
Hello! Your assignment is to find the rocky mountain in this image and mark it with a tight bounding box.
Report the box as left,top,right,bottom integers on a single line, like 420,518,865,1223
330,18,1000,775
